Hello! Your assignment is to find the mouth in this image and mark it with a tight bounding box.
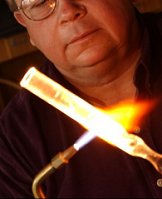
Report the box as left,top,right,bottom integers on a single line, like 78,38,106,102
68,29,99,45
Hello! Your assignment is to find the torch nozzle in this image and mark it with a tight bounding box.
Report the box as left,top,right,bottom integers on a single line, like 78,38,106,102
32,146,77,199
51,146,77,169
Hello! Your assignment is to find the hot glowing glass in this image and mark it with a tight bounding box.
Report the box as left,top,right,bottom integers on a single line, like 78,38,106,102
20,67,162,175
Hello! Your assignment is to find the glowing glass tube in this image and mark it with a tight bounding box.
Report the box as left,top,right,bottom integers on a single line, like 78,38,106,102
20,67,162,175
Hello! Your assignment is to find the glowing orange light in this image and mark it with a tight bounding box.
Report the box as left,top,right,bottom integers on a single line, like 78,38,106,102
102,100,156,132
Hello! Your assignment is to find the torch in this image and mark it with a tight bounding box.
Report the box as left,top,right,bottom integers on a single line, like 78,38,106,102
20,67,162,198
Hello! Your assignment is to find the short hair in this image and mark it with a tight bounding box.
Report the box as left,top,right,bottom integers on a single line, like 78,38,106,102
5,0,17,12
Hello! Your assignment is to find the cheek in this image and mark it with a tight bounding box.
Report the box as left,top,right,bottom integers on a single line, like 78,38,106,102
103,18,127,42
29,30,67,66
44,40,73,71
94,2,132,41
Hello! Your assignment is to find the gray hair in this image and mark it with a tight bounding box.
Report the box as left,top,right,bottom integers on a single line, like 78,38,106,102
5,0,18,12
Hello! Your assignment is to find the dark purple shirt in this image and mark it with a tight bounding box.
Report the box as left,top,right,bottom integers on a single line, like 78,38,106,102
0,12,162,198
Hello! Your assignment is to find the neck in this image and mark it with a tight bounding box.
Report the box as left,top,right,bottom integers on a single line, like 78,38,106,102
81,64,137,108
73,47,141,108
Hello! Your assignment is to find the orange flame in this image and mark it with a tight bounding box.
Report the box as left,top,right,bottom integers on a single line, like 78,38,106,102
102,99,156,133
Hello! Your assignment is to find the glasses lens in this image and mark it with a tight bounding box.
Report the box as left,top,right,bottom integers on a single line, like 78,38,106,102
21,0,56,21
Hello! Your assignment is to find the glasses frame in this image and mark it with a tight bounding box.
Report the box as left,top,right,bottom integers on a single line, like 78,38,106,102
16,0,58,21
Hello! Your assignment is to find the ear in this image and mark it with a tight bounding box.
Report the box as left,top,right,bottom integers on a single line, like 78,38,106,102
14,11,27,27
14,11,36,47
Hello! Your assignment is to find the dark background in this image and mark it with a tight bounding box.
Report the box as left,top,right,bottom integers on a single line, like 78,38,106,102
0,0,25,38
0,0,46,112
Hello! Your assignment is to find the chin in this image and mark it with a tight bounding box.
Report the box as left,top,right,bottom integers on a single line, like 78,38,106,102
75,48,111,67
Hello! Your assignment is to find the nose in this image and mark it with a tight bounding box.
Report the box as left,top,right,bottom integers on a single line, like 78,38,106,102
57,0,87,24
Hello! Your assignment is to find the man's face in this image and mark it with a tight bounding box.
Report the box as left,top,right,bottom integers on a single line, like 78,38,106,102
15,0,136,84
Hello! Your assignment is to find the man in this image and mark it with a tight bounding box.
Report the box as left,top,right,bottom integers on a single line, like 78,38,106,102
0,0,162,197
